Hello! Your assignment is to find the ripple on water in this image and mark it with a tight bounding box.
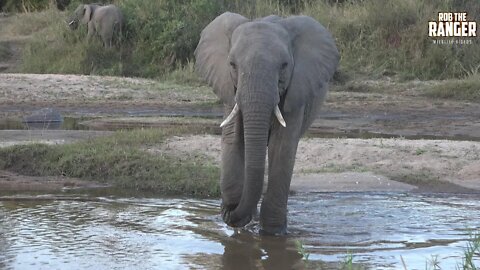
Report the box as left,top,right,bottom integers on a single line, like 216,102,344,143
0,193,479,269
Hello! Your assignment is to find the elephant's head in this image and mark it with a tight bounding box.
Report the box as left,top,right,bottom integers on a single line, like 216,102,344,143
67,4,97,30
195,12,339,228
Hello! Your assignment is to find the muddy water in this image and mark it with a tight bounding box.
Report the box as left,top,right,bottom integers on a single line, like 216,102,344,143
0,117,91,130
0,193,479,270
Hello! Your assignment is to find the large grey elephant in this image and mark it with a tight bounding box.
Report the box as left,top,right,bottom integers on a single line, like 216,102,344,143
195,12,339,235
68,4,123,48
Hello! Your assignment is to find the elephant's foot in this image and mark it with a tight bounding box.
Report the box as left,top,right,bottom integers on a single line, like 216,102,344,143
221,204,253,228
259,223,288,236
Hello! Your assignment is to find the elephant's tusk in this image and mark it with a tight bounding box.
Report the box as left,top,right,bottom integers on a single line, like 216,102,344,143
220,103,239,128
69,20,75,25
274,105,286,127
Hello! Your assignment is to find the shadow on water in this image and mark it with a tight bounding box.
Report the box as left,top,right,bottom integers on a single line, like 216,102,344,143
1,192,479,269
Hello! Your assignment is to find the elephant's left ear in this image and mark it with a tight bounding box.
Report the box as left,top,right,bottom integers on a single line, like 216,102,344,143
279,16,339,112
195,12,249,106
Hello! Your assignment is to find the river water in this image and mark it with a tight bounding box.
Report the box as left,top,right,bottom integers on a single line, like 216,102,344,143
0,192,479,270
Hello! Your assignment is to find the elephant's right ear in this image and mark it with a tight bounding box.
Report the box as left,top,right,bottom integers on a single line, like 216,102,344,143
195,12,249,106
81,5,93,24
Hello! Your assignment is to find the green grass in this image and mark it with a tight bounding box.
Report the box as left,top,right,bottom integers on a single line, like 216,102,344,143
160,60,207,87
304,0,479,80
0,128,220,197
421,74,480,101
459,232,480,270
0,42,11,61
3,0,477,83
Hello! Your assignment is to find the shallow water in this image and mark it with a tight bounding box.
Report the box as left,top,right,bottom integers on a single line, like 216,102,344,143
0,192,479,270
0,117,90,130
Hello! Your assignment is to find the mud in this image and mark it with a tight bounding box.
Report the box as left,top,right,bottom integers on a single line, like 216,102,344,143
0,170,107,192
1,74,480,141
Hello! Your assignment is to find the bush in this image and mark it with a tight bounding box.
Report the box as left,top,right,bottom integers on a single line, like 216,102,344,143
0,129,220,196
303,0,480,80
20,0,222,77
0,0,50,12
17,0,480,81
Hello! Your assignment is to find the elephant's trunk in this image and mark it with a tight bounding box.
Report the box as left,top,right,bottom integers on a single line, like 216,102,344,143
228,71,278,227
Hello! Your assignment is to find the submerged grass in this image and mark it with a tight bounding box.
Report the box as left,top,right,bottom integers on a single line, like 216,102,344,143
0,128,220,197
459,232,480,270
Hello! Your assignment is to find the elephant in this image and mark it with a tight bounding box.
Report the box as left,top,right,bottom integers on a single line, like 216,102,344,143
68,4,123,48
195,12,339,235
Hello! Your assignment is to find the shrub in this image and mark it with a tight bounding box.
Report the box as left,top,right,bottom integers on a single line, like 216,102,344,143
1,0,50,12
20,0,222,77
16,0,480,81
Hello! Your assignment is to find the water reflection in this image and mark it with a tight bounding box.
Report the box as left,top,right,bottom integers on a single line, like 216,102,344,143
220,232,304,270
0,117,90,130
0,193,479,269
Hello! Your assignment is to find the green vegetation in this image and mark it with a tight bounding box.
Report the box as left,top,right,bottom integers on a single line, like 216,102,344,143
341,252,361,270
295,240,310,261
5,0,477,81
421,74,480,101
415,148,426,155
0,129,220,196
0,42,10,60
460,232,480,270
0,0,50,12
19,0,223,77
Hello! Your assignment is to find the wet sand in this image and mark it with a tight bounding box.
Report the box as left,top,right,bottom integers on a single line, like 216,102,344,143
1,74,479,194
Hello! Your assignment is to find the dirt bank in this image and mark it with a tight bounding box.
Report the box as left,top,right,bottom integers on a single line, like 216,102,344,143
2,130,478,193
0,130,111,147
158,135,480,193
0,170,107,192
1,73,479,193
2,74,480,141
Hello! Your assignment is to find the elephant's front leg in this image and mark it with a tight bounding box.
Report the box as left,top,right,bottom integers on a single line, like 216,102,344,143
87,21,95,41
260,109,303,235
220,108,245,220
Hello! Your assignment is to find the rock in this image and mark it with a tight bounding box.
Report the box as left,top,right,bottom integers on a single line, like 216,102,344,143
23,108,63,129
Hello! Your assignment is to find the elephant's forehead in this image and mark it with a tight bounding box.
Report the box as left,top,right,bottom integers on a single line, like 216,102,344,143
233,21,289,41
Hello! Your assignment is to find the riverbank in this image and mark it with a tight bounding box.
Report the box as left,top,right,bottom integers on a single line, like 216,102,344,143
1,129,479,195
1,73,480,195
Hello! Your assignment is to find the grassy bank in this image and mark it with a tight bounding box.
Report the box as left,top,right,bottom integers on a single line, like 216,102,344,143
5,0,477,81
422,74,480,101
331,73,480,102
0,129,220,196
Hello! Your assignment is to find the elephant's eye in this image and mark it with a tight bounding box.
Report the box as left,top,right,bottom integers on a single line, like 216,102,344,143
229,61,237,70
281,62,288,70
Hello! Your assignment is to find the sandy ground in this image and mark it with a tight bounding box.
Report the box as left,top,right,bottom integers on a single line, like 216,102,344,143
158,135,480,193
1,73,480,193
1,74,480,140
0,73,216,110
2,130,479,193
0,130,111,147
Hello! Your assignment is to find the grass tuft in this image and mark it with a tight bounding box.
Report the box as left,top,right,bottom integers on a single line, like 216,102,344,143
0,129,220,197
421,74,480,101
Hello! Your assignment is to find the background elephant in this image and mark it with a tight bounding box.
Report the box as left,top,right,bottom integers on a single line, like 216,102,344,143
68,4,123,48
195,12,339,235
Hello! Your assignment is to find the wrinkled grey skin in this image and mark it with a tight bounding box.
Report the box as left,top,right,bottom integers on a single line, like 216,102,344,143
195,12,339,235
68,4,123,48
